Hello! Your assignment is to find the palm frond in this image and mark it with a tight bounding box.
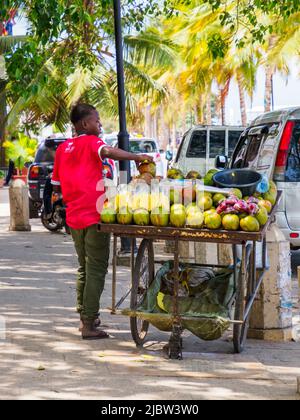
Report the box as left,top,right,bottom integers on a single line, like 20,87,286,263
6,57,70,131
65,67,94,107
124,28,180,71
124,61,168,103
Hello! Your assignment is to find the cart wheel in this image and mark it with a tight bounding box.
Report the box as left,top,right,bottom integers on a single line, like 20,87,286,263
168,324,183,360
130,239,155,347
233,245,252,354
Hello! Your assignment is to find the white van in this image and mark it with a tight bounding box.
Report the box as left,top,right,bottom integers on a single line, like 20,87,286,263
217,107,300,249
173,126,245,176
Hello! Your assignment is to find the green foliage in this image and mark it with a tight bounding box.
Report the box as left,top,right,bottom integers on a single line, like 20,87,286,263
207,33,228,59
0,170,5,179
2,1,180,131
3,1,297,90
3,133,38,170
1,0,300,133
167,0,300,50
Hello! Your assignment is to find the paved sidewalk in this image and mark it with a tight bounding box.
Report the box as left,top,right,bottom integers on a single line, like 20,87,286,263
0,187,300,400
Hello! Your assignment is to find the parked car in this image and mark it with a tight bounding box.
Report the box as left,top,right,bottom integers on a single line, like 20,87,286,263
172,125,245,176
27,137,66,218
215,107,300,249
113,137,166,179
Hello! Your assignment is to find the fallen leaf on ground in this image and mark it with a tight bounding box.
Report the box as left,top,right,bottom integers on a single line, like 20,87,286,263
141,355,156,360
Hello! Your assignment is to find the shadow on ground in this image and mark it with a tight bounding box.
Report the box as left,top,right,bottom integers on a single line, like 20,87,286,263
0,209,300,399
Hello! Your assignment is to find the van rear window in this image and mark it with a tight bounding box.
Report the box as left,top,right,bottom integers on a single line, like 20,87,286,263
231,125,275,169
209,131,225,158
35,145,55,163
286,123,300,182
186,131,206,158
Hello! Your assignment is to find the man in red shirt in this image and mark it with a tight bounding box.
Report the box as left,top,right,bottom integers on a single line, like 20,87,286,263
52,103,152,340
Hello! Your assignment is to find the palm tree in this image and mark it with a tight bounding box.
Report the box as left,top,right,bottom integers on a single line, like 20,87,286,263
261,12,300,112
4,1,300,145
4,26,178,136
160,7,216,124
224,42,258,126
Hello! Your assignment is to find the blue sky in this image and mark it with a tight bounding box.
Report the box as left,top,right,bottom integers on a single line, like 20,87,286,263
14,17,300,126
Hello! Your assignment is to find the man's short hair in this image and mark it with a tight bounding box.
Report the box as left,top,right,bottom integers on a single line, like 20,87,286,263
70,103,97,124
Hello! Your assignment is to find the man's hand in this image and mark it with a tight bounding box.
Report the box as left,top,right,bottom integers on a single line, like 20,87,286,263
135,154,154,163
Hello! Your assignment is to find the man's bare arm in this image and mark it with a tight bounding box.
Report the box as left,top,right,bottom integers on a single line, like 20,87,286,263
101,146,153,163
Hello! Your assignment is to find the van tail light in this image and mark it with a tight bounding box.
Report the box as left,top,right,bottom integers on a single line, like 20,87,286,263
274,121,295,180
290,233,299,239
29,165,40,179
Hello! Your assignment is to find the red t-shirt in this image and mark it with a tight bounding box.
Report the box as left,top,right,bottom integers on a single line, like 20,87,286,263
51,135,107,230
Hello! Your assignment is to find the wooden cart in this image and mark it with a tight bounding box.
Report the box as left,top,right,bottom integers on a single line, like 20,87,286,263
98,192,282,359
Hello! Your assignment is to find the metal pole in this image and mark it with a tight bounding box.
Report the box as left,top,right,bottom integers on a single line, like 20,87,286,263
113,0,131,184
111,235,118,314
0,80,7,167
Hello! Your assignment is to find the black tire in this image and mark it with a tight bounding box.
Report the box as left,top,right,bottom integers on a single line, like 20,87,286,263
41,210,63,232
233,245,252,354
29,198,40,219
130,239,155,347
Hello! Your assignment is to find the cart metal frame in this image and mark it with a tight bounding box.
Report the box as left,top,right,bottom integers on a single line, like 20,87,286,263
98,192,282,359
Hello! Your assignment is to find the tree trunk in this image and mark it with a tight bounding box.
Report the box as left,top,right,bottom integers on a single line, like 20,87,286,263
198,95,205,125
264,36,276,113
172,122,177,151
145,105,151,138
182,113,186,133
215,97,222,125
265,66,274,113
160,105,169,149
220,77,231,126
0,79,7,167
153,110,158,139
206,94,212,125
193,106,198,125
237,74,247,126
221,101,226,126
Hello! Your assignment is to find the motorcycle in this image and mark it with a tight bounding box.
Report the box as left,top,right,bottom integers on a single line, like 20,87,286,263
41,174,70,234
40,147,114,233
